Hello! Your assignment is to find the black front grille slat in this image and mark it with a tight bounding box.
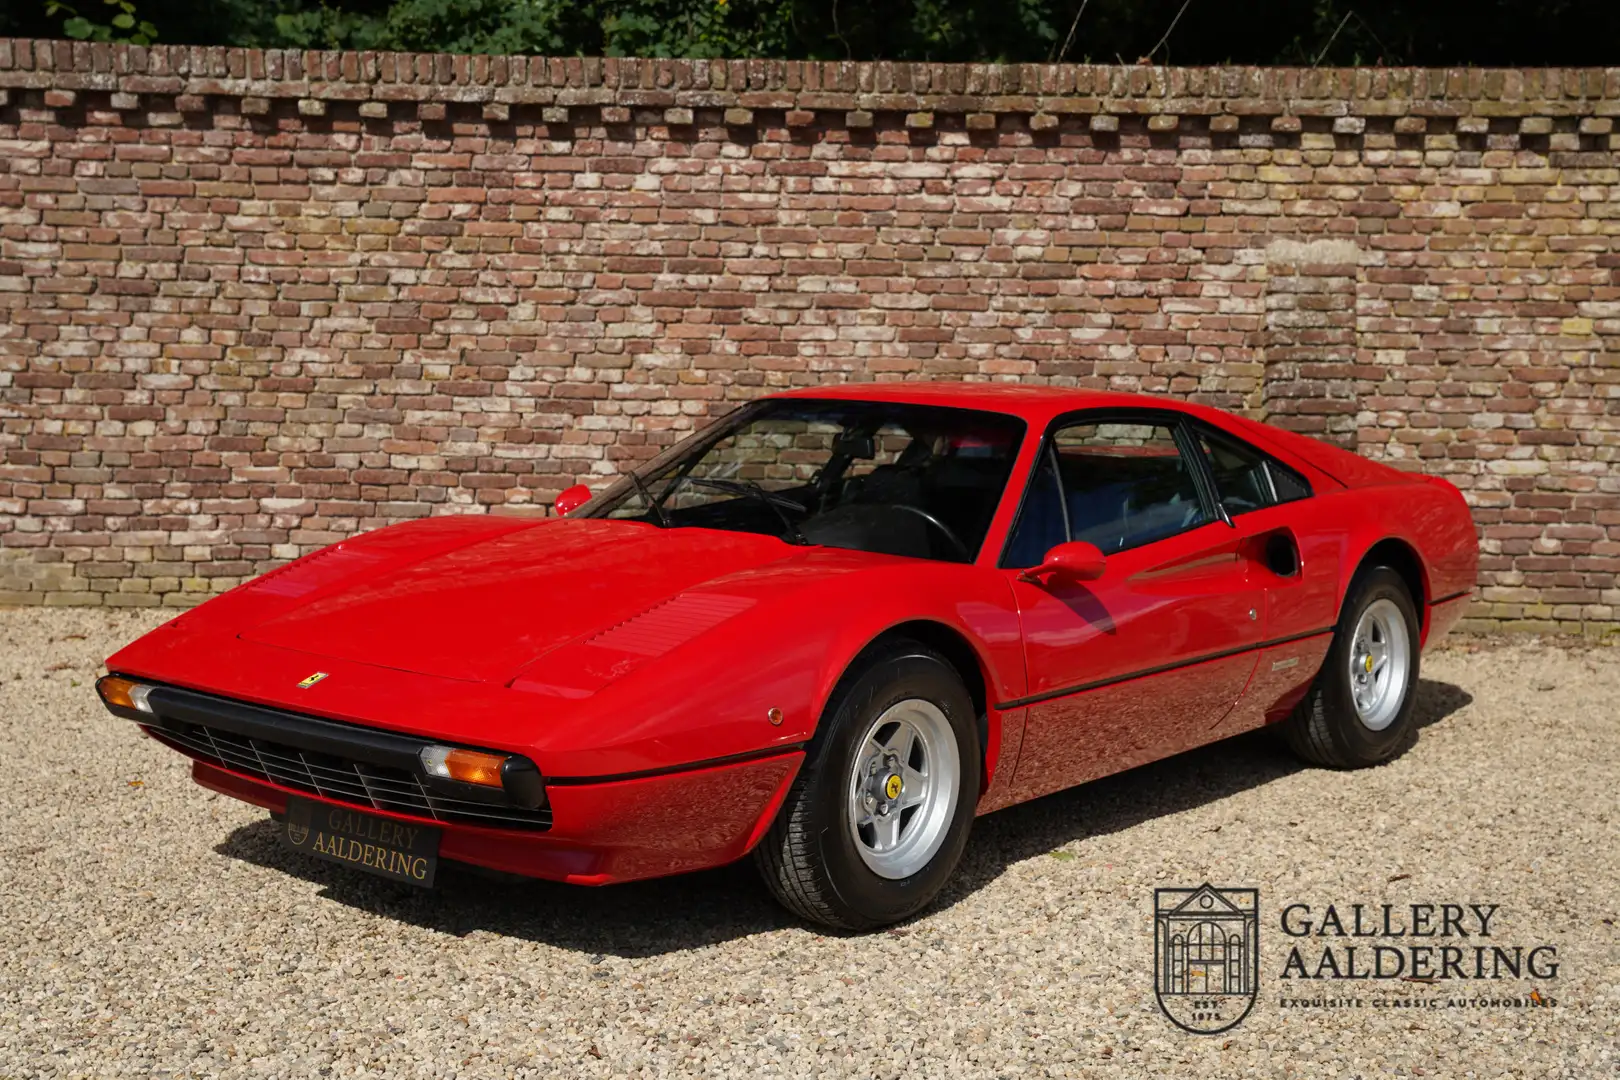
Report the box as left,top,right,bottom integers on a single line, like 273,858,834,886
169,726,505,813
228,740,414,794
295,749,324,799
181,732,276,775
299,749,371,805
253,736,314,791
355,761,434,820
411,773,444,823
149,719,551,832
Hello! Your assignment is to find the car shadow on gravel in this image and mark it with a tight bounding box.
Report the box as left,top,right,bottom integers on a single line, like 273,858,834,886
213,678,1472,956
939,677,1473,913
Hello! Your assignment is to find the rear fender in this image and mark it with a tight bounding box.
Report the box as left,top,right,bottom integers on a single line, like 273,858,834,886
1327,479,1478,641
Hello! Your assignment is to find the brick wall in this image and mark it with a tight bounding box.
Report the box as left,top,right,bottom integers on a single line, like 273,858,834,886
0,40,1617,630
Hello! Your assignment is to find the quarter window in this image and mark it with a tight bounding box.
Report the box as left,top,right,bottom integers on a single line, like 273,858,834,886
1195,429,1312,515
1267,458,1312,503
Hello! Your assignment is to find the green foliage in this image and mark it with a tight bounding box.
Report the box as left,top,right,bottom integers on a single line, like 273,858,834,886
600,0,796,59
46,0,158,45
268,0,795,58
273,0,580,55
904,0,1058,61
15,0,1620,65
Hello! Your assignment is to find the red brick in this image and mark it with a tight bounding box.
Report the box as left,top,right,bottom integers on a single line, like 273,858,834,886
0,42,1612,627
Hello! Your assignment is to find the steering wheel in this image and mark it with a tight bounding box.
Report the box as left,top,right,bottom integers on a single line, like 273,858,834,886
889,504,971,562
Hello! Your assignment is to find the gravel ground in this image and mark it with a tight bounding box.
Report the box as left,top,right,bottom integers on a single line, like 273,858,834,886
0,607,1615,1079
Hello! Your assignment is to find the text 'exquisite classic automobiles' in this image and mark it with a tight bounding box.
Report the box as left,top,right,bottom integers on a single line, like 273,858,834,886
99,383,1477,928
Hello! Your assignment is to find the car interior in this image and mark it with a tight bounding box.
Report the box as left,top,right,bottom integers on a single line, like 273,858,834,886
1003,421,1315,569
597,402,1026,564
599,405,1311,569
1003,423,1209,567
1195,427,1313,510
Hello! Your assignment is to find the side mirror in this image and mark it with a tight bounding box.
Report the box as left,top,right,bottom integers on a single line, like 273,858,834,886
1018,540,1106,584
554,483,592,517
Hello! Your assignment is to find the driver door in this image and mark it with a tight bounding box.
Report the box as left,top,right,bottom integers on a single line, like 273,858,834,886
1002,414,1267,803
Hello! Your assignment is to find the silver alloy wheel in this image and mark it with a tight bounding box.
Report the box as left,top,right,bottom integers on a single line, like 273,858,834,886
846,698,961,880
1348,597,1411,731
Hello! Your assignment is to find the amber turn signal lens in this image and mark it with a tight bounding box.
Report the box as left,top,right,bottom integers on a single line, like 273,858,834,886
419,745,507,788
98,675,154,713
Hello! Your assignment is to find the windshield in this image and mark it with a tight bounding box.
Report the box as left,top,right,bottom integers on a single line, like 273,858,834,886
581,398,1027,564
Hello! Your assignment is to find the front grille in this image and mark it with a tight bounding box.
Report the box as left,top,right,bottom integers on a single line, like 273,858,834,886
149,720,553,832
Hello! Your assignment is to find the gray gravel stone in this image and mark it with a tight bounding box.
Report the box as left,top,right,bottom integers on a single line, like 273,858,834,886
0,608,1614,1077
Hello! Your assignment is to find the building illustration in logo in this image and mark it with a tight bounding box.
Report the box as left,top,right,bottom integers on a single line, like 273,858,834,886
1154,884,1259,1034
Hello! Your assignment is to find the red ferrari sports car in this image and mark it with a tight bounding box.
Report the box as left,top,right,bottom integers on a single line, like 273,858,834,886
99,383,1476,928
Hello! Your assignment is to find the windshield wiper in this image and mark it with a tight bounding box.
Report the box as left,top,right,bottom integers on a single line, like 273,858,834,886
684,477,810,545
627,471,671,528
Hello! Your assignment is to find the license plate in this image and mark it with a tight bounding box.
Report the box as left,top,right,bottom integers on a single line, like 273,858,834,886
282,795,440,887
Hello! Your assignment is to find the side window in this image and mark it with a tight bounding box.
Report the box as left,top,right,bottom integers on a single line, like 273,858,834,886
1195,429,1312,515
1004,420,1210,565
1053,421,1208,553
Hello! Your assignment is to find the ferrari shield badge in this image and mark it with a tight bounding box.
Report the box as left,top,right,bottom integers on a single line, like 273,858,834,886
1154,884,1259,1034
296,671,330,689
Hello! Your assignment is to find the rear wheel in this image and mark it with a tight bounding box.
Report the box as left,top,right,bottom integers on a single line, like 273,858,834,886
1283,566,1421,768
754,641,979,930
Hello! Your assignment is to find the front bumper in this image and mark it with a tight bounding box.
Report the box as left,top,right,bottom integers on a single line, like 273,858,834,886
100,649,806,884
192,750,803,885
118,681,553,830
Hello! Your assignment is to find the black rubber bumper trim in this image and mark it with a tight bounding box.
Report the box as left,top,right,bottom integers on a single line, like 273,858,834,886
101,677,546,809
142,684,431,769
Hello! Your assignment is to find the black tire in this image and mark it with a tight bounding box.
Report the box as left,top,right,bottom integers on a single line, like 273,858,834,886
1283,566,1422,768
753,641,981,931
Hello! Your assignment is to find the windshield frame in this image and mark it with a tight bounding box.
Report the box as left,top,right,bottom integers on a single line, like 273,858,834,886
574,396,1030,564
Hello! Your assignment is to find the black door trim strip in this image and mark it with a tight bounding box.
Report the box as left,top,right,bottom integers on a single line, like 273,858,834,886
992,626,1334,711
1429,589,1471,607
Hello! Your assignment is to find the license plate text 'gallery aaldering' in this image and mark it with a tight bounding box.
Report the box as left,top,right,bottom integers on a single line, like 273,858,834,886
282,796,441,887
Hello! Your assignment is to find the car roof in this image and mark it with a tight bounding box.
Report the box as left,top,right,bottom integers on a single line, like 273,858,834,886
766,380,1388,492
767,381,1196,423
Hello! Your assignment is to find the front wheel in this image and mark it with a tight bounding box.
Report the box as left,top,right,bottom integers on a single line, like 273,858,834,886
1283,566,1421,768
754,642,980,930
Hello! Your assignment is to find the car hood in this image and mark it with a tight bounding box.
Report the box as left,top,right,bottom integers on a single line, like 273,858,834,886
238,519,803,685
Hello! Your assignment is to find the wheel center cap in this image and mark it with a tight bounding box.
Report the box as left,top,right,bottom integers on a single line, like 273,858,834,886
884,773,903,800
